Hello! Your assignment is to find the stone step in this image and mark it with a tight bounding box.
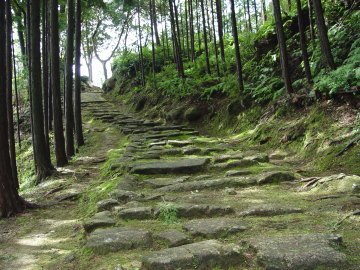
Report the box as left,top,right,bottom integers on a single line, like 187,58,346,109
85,227,152,254
141,240,244,270
243,233,346,270
130,158,210,175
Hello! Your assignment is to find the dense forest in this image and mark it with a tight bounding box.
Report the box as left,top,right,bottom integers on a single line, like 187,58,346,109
0,0,359,269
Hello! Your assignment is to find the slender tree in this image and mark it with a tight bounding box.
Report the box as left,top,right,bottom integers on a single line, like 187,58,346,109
30,0,54,181
5,0,18,188
261,0,267,23
50,0,68,167
138,1,145,85
211,0,220,76
229,0,244,92
246,0,252,32
152,0,161,46
296,0,312,84
273,0,294,96
74,0,84,148
0,0,23,218
312,0,336,70
215,0,226,67
200,0,211,74
64,0,75,158
189,0,195,61
307,0,316,52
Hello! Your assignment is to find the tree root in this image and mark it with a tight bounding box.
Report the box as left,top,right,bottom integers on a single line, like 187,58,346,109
333,210,360,231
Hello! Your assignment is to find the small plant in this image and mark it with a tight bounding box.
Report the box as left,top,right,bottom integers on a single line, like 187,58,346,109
157,202,180,225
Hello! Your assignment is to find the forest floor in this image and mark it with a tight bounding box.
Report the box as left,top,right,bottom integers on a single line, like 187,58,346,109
0,91,359,270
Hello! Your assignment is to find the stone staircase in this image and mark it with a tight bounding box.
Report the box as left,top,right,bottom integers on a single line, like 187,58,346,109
80,97,348,270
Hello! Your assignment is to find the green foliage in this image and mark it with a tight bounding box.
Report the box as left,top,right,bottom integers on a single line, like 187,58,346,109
157,202,180,225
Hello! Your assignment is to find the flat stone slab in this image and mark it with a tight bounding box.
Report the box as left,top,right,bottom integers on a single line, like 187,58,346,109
157,177,256,192
225,170,252,177
85,227,152,254
130,158,210,175
183,218,247,238
244,234,346,270
239,204,303,217
110,190,143,202
83,211,116,233
167,140,193,147
155,203,233,219
96,199,119,212
145,176,191,188
156,229,191,247
211,159,259,170
256,171,295,185
213,152,244,163
117,207,154,220
142,240,244,270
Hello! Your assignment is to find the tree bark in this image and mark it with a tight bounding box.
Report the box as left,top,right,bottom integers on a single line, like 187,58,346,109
215,0,225,67
261,0,267,23
30,0,54,181
200,0,211,74
307,0,316,52
6,0,19,188
50,0,68,167
296,0,312,84
152,0,161,46
64,0,75,158
12,38,22,149
229,0,244,92
189,0,195,61
246,0,252,32
211,0,220,76
137,3,145,86
0,0,23,218
273,0,294,96
312,0,336,70
74,0,84,148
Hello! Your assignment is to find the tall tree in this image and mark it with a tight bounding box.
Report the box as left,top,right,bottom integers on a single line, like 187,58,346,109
74,0,84,148
151,0,161,46
261,0,267,23
5,0,18,188
64,0,75,158
50,0,68,167
272,0,294,96
312,0,336,70
189,0,195,61
246,0,252,32
215,0,226,67
295,0,312,84
200,0,211,74
30,0,54,181
211,0,220,76
0,0,23,218
229,0,244,92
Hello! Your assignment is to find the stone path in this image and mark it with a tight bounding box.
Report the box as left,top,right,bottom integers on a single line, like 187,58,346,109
79,93,357,270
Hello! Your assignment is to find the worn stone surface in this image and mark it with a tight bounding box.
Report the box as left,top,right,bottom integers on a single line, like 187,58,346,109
144,176,191,188
167,140,192,147
211,159,258,170
96,199,120,212
213,153,244,163
154,203,233,219
141,240,244,270
83,211,116,233
183,218,247,237
239,204,303,217
244,153,269,163
130,158,210,175
117,207,154,220
157,177,256,192
156,229,191,247
225,170,252,177
245,234,347,270
256,171,295,184
111,190,143,202
86,227,152,254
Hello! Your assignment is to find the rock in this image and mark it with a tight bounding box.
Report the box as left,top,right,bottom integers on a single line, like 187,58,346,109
211,159,259,170
145,176,191,188
85,227,152,254
130,158,210,175
112,206,126,215
184,107,201,121
269,151,289,160
142,240,244,270
244,234,346,270
182,147,202,155
213,153,244,163
157,177,256,192
114,265,125,270
156,229,191,247
149,141,167,147
243,153,269,163
162,148,182,155
308,174,360,194
155,203,233,218
97,199,120,212
256,171,295,185
167,140,192,147
183,218,247,237
239,204,303,217
225,170,252,177
111,190,143,202
103,77,116,92
83,211,116,233
117,207,154,220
